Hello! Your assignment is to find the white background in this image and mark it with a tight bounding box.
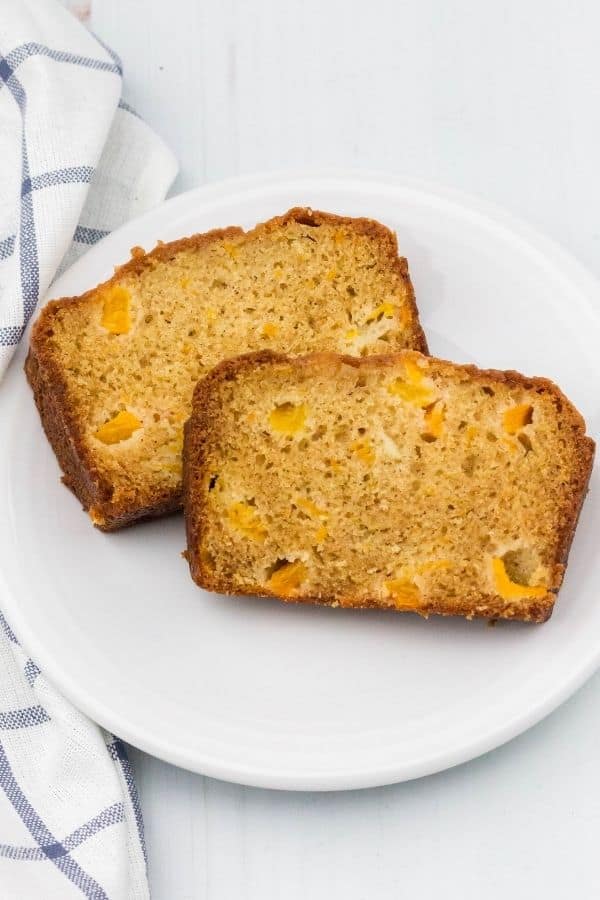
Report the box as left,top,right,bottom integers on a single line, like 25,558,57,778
89,2,600,897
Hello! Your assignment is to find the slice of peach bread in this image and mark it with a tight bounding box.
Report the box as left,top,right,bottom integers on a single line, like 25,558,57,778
25,208,426,530
184,350,594,623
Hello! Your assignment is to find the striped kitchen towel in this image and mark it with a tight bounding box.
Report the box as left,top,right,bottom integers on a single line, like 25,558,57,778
0,0,177,896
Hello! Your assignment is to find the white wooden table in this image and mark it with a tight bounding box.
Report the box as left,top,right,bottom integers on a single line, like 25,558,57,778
90,2,600,896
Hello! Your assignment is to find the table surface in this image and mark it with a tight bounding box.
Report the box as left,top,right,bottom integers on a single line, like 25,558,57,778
89,2,600,897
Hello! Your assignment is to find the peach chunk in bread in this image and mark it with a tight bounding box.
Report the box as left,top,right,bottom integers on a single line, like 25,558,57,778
184,351,594,623
26,208,426,530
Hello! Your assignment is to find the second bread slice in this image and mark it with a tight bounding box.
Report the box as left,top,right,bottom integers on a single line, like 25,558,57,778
26,208,425,530
184,350,594,623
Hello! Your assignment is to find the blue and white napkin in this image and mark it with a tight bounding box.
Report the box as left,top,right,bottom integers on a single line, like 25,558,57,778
0,0,177,896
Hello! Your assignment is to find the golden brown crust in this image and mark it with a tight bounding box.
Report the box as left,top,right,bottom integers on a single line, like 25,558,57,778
25,347,98,513
183,350,595,623
27,208,426,530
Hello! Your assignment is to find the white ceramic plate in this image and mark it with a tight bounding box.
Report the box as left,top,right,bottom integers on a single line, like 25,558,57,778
1,172,599,791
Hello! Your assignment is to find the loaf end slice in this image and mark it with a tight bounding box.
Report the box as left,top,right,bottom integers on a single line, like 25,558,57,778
26,208,425,530
184,351,594,623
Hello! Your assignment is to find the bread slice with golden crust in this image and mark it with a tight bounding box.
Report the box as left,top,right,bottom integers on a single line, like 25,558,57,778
25,208,426,530
184,350,594,623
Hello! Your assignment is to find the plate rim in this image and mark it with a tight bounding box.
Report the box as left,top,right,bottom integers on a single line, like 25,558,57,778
1,168,599,791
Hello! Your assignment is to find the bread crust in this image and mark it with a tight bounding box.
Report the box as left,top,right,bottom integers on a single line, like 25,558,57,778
26,208,426,530
184,350,595,623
